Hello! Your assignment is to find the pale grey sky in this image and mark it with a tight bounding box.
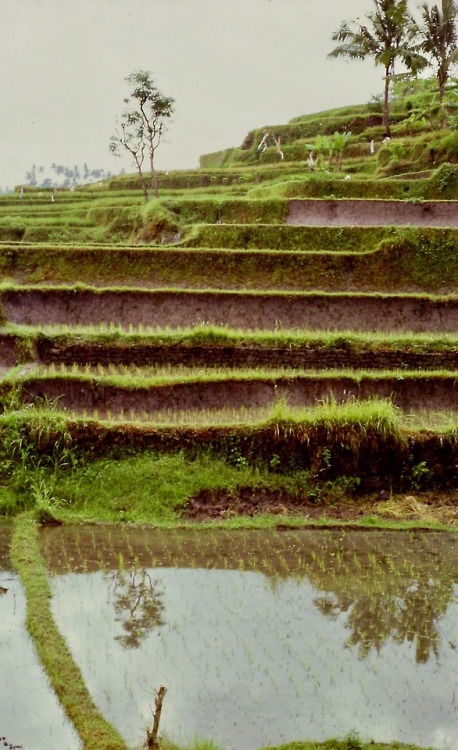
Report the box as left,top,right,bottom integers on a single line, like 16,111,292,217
1,0,385,189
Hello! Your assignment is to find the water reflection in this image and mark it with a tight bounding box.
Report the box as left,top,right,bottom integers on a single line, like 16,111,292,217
109,568,164,648
42,527,458,663
315,576,454,663
308,542,457,664
43,527,458,749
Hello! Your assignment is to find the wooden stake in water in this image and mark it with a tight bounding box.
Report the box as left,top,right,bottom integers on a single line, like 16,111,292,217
145,685,167,750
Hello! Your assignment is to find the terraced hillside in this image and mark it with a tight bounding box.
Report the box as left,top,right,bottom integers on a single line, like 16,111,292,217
1,98,458,498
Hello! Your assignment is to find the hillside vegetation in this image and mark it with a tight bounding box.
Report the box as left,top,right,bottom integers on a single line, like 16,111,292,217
0,83,457,520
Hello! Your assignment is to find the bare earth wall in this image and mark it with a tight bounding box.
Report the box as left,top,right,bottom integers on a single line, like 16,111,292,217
3,289,458,333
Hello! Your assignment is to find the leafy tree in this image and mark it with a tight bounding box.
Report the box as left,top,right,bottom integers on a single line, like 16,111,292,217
331,131,352,171
308,134,333,170
328,0,423,136
110,70,174,201
416,0,458,125
307,131,352,171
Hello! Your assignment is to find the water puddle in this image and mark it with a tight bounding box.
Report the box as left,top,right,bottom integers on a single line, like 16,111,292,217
40,526,458,750
0,522,81,750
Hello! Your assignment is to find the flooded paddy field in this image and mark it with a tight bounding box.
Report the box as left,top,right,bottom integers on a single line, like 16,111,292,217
40,526,458,750
0,522,81,750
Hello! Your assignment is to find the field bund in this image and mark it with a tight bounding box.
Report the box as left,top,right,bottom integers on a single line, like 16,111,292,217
3,287,458,332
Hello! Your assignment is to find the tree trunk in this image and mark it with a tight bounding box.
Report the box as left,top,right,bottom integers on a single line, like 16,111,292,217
134,162,149,202
149,147,159,199
383,65,391,137
438,69,447,129
139,172,150,202
151,167,159,199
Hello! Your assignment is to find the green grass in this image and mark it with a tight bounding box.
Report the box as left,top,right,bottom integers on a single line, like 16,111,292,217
2,279,458,301
6,322,458,351
21,361,458,379
2,225,457,291
0,395,422,524
42,451,271,523
0,396,401,520
181,224,393,252
257,740,435,750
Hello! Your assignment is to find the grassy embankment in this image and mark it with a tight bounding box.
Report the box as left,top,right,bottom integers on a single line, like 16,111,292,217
1,97,456,520
1,394,455,526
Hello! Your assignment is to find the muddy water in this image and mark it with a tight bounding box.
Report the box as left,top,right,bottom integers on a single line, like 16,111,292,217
0,522,81,750
41,527,458,750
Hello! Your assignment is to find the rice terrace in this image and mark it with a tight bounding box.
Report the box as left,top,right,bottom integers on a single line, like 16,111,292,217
1,15,458,750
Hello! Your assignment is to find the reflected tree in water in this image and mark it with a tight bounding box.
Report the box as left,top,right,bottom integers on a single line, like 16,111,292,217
109,569,165,649
310,543,457,664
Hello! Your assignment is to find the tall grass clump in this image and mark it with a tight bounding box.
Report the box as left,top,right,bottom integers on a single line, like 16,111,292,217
0,392,78,518
258,397,404,493
266,396,400,437
134,198,180,243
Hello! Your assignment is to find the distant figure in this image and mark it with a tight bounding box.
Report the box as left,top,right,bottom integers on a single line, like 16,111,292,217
307,151,315,171
257,130,269,154
382,135,391,145
345,174,351,180
51,193,55,203
20,187,24,199
257,129,283,160
273,133,284,160
370,139,375,154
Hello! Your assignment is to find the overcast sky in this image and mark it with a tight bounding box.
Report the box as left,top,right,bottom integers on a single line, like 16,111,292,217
1,0,387,189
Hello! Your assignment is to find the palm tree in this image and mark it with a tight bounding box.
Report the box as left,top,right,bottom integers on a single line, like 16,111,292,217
416,0,458,125
328,0,423,136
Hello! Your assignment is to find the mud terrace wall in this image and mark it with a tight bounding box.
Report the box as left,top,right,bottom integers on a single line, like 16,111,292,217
32,338,458,370
287,200,458,227
16,374,458,416
4,289,458,333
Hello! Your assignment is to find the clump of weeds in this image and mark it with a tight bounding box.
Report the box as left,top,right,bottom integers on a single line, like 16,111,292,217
0,390,78,520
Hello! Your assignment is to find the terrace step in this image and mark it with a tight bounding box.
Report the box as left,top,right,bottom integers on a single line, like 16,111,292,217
3,331,458,371
286,200,458,227
181,223,458,251
6,370,458,419
0,241,454,293
2,287,458,333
